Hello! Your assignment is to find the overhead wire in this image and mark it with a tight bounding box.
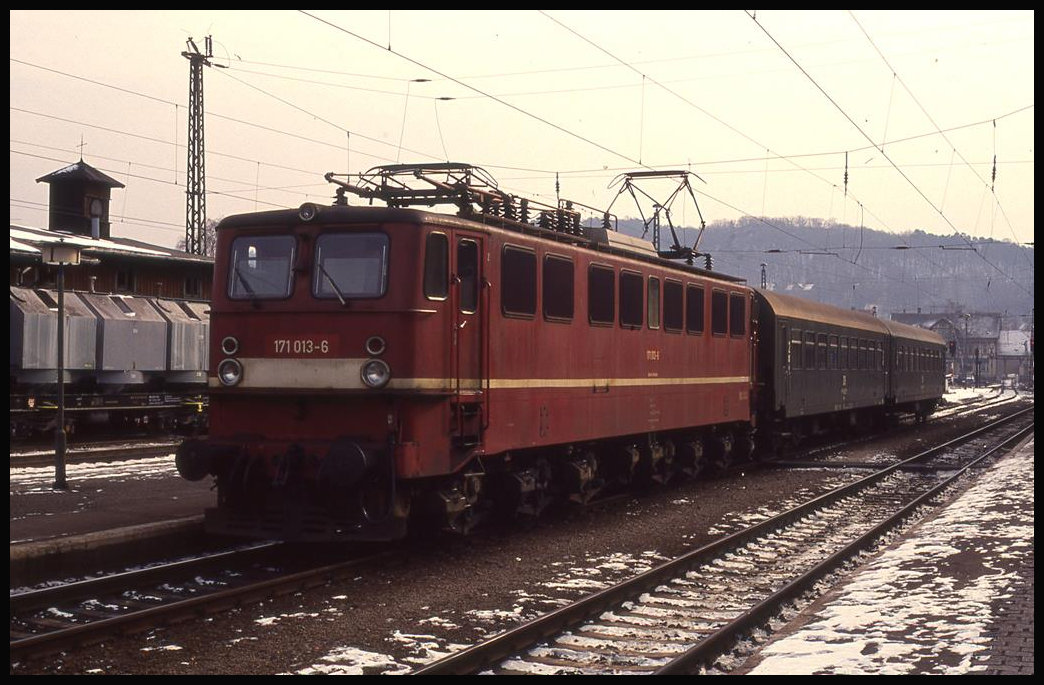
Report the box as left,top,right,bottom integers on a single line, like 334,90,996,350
745,10,1031,299
533,11,951,304
9,20,1032,306
847,11,1032,263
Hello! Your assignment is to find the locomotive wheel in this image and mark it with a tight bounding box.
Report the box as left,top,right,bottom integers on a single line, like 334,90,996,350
705,432,734,475
677,439,705,478
560,451,603,505
493,459,554,519
607,444,641,487
438,472,486,535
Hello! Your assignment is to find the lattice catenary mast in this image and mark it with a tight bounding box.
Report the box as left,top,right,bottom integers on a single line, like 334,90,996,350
181,36,218,255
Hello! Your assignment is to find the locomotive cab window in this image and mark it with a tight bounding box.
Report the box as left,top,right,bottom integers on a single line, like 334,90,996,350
424,232,448,300
229,235,295,299
313,232,389,300
501,245,536,317
457,239,479,314
543,254,574,321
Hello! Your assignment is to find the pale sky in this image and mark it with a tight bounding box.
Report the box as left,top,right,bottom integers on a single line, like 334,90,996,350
9,10,1034,251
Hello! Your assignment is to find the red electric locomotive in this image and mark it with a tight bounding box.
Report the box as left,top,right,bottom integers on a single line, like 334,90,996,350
176,164,757,541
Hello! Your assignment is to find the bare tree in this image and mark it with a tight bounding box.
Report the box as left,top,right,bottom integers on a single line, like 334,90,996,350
175,218,219,256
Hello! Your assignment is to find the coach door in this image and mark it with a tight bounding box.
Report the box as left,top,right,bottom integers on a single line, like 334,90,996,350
451,234,486,446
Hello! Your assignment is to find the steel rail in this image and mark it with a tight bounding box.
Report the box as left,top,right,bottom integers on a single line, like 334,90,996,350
411,406,1032,675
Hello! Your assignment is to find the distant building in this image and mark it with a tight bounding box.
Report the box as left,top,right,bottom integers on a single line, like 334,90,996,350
996,329,1034,389
11,158,213,300
890,310,1005,385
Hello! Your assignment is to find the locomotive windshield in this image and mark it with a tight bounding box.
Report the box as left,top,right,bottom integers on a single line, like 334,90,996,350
228,235,295,299
312,233,389,300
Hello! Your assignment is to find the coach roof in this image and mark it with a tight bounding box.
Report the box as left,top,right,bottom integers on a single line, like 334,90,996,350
756,288,890,335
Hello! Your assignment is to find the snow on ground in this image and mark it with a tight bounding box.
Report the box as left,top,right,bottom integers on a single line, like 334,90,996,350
9,454,178,491
745,437,1034,675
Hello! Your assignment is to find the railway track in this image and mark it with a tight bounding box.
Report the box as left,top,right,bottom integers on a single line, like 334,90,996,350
9,542,392,664
8,395,1030,669
412,407,1033,675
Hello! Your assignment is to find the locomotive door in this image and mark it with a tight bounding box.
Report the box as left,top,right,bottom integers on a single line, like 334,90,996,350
451,234,486,446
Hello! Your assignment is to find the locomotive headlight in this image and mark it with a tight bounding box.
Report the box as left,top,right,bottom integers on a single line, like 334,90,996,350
361,359,391,389
221,336,239,356
218,358,243,387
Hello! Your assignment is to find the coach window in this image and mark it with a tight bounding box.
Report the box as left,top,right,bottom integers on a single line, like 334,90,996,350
804,332,815,369
314,233,389,300
620,270,643,329
543,254,574,321
791,329,802,370
729,293,745,337
840,336,848,369
647,277,661,330
686,285,705,334
588,264,615,325
423,232,448,300
816,333,827,369
828,335,838,369
711,289,728,336
229,235,295,299
457,239,479,314
501,245,536,317
663,279,683,332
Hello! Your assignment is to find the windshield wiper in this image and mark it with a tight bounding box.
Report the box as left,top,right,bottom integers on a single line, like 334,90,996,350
318,262,348,306
234,265,256,297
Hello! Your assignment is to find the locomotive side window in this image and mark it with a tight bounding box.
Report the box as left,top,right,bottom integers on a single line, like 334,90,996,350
424,232,448,300
457,239,479,314
229,235,295,299
313,233,388,300
501,245,536,317
619,270,643,329
543,254,574,321
588,264,615,325
685,285,705,334
711,289,727,336
729,293,745,337
647,277,660,330
663,279,683,332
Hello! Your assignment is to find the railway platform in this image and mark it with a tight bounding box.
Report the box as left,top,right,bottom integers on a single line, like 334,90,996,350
9,436,1034,675
737,433,1034,675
